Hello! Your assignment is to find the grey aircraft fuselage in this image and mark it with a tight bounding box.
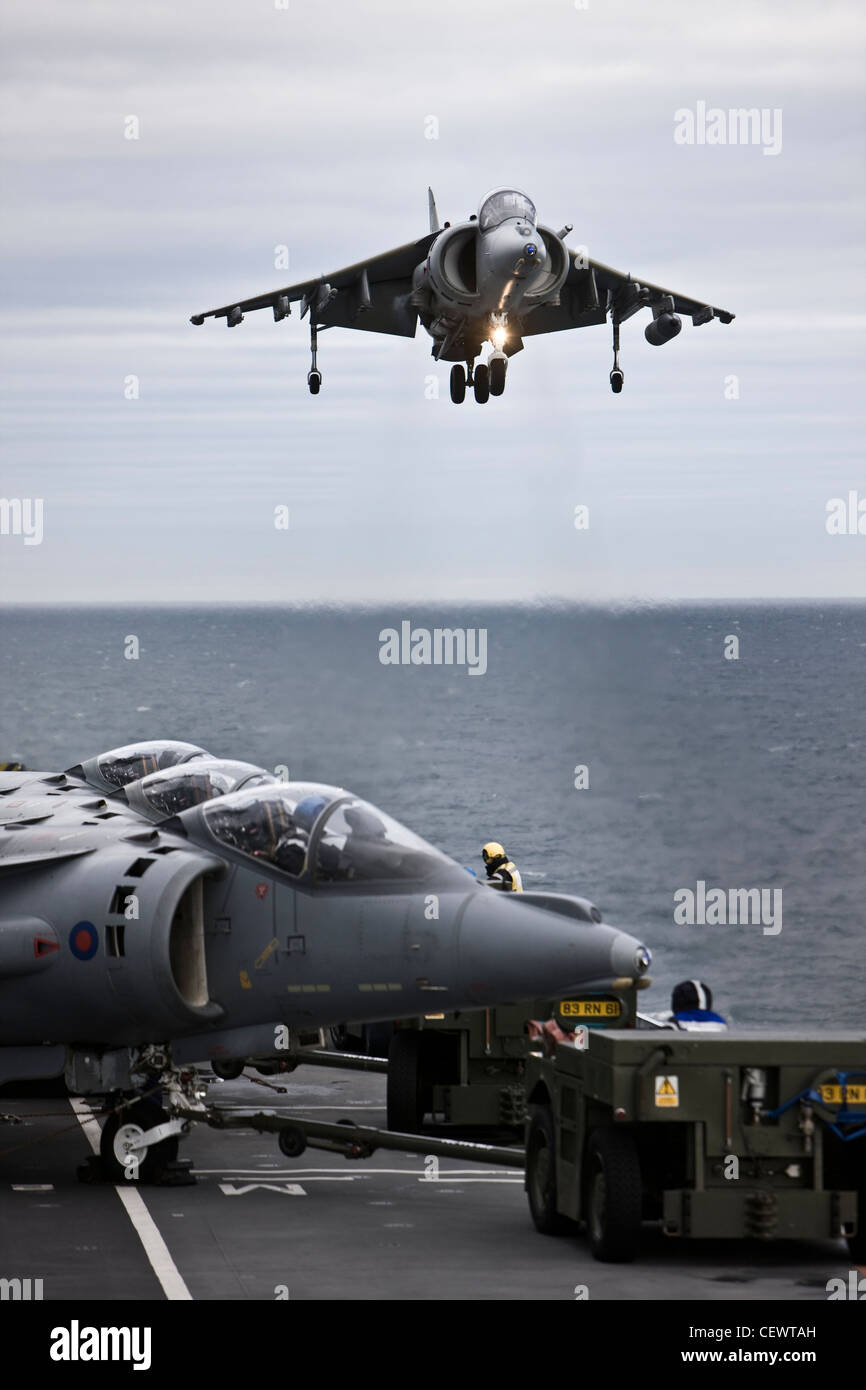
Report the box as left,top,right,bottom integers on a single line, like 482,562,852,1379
0,742,651,1090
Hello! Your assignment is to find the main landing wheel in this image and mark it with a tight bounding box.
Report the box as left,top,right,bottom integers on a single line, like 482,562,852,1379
449,364,466,404
473,362,490,404
489,356,507,396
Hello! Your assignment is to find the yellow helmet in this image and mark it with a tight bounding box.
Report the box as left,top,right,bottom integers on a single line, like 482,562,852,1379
482,841,506,864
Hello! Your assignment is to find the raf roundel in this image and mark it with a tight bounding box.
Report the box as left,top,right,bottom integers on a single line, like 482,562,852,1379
69,921,99,961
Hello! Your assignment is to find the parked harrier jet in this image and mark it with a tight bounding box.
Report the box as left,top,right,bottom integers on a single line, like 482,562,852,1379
0,741,651,1177
190,187,734,402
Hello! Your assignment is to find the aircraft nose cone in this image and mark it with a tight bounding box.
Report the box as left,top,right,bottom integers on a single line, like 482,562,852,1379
455,890,650,1006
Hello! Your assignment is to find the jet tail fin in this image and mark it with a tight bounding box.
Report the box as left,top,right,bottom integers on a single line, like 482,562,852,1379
427,187,440,234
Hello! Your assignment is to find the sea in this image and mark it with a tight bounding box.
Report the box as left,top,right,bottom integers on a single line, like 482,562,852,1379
2,602,864,1029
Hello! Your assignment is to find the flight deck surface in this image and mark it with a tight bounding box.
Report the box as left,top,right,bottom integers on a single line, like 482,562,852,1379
0,1064,852,1302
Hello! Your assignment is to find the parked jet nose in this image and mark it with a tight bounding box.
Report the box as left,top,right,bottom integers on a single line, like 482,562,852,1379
454,889,651,1006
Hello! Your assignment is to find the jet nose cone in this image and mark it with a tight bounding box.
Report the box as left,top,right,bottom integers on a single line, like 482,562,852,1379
455,890,651,1006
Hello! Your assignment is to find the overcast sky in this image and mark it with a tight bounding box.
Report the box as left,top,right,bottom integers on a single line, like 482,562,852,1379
1,0,864,603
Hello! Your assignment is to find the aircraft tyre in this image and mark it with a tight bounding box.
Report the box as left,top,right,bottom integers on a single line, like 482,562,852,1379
211,1059,245,1080
473,363,490,403
584,1127,641,1262
386,1032,426,1133
450,365,466,404
489,357,506,396
99,1098,179,1183
526,1104,574,1235
609,369,624,394
308,371,322,395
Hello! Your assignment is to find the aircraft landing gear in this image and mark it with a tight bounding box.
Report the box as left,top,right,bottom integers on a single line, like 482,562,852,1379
449,357,500,404
609,315,624,394
308,322,322,395
488,353,507,396
99,1096,185,1183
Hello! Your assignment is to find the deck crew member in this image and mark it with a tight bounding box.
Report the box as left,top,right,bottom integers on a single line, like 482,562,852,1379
482,841,523,892
671,979,727,1031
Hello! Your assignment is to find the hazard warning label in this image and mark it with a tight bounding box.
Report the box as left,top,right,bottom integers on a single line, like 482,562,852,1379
654,1075,679,1108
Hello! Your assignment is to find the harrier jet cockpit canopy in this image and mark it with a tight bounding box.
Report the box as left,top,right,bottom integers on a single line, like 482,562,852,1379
477,188,537,231
126,758,276,821
195,783,466,886
66,740,210,793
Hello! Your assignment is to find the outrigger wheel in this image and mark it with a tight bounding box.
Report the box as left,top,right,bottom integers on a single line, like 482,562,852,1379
99,1097,179,1184
307,370,322,395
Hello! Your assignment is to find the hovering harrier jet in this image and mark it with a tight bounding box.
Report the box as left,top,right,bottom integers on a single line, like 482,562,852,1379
0,741,651,1177
190,187,733,401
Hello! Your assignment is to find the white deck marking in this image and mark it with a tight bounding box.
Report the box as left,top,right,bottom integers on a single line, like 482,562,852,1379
219,1182,306,1196
12,1183,55,1191
69,1099,192,1301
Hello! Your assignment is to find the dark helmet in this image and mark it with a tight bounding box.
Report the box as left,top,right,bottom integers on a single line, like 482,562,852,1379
672,980,714,1014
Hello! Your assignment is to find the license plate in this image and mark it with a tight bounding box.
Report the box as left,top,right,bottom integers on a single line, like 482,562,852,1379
559,999,621,1019
818,1083,866,1105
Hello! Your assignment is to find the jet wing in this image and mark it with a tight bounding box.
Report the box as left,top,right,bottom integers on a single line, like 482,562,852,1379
190,233,439,339
521,252,734,337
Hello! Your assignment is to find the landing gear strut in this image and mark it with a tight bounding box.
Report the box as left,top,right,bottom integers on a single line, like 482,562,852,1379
609,315,624,394
308,322,322,395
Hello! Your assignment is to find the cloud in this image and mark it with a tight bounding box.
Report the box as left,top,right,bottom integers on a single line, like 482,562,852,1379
2,0,864,601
